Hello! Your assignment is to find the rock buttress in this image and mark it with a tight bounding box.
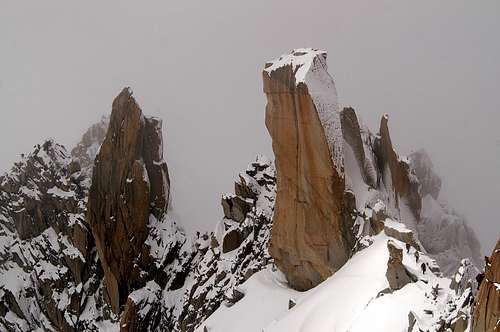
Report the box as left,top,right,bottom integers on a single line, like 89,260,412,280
87,88,170,314
263,49,355,291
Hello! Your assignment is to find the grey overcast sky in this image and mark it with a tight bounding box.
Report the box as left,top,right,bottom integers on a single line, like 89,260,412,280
1,1,498,253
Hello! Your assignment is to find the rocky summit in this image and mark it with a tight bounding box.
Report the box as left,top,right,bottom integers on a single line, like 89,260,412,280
87,88,175,314
0,49,494,332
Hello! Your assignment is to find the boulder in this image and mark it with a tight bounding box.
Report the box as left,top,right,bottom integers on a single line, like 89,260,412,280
222,229,244,253
369,203,389,235
383,222,421,251
386,240,415,290
221,194,253,222
263,49,355,291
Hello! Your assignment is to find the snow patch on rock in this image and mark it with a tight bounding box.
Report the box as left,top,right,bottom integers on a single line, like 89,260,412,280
264,48,343,174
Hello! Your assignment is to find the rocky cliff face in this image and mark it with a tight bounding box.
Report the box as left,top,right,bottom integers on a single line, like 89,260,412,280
87,88,178,314
0,138,111,331
263,49,355,291
261,48,483,302
473,239,500,332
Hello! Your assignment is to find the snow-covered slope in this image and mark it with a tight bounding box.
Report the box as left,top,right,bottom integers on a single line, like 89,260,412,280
0,139,114,331
198,221,476,332
195,267,297,332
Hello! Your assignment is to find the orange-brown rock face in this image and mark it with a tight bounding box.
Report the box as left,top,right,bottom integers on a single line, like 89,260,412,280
376,115,421,218
87,88,170,313
263,49,355,291
473,239,500,332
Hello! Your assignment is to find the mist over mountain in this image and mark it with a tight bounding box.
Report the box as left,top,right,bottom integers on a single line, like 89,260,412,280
0,2,499,332
1,1,498,254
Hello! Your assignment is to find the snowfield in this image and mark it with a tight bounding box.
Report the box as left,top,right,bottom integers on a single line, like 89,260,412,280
196,267,298,332
198,230,461,332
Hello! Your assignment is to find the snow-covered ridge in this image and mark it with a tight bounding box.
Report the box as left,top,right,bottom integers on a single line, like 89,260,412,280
199,219,477,332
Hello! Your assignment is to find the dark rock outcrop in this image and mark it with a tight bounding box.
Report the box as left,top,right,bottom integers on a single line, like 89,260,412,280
176,156,276,332
386,240,415,290
120,281,162,332
222,229,244,253
263,49,355,291
0,139,106,332
87,88,171,313
221,194,253,223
